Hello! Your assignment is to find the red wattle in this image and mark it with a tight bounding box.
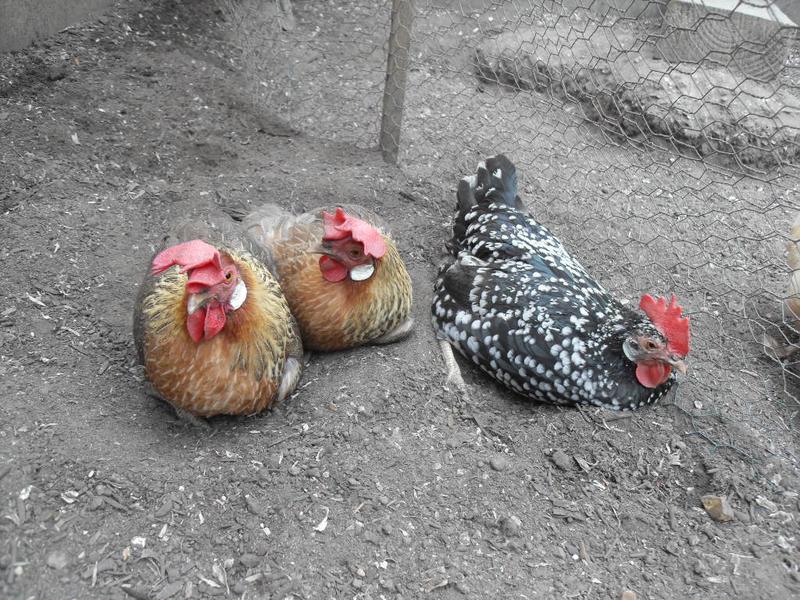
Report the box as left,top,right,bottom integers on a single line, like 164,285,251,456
187,309,206,343
203,303,226,339
186,303,227,343
319,256,348,282
635,362,672,389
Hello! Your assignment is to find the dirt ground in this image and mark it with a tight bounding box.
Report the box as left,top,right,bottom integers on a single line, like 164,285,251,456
2,1,800,599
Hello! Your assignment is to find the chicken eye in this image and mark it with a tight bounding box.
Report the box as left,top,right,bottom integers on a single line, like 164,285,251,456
225,271,233,281
641,339,657,351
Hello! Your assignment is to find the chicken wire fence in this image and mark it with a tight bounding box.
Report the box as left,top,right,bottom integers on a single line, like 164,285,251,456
222,0,800,430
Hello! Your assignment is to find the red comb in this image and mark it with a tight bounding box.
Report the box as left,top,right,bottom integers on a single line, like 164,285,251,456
639,294,690,356
151,240,226,292
151,240,221,275
322,207,387,259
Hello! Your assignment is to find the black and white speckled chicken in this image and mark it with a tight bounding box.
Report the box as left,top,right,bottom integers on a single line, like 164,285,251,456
432,154,690,410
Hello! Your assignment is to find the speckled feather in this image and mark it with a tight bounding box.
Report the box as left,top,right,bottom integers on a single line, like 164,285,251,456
432,155,674,409
238,203,413,351
133,213,304,417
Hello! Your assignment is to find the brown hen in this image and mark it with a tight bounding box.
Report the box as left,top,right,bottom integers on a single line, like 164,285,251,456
236,204,413,351
133,217,304,417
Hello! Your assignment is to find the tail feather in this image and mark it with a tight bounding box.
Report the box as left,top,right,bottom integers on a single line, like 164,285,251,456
449,154,522,254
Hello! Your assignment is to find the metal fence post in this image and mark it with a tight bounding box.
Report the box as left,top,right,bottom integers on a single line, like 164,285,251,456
380,0,415,164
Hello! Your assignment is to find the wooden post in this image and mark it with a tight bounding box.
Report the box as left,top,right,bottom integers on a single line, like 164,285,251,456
380,0,415,164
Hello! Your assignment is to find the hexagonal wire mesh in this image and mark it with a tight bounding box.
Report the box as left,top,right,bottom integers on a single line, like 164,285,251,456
222,0,800,438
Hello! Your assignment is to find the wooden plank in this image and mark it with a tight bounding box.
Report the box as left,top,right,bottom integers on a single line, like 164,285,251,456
657,0,797,81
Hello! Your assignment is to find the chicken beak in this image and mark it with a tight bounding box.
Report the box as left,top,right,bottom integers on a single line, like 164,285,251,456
670,358,688,375
187,290,213,315
312,240,335,257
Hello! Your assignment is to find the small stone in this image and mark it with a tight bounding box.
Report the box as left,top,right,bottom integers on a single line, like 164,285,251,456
154,580,182,600
251,540,269,556
701,495,735,522
664,540,680,556
489,455,508,472
550,449,572,471
686,534,701,547
381,524,393,536
621,591,637,600
734,510,751,524
352,578,363,589
245,496,267,517
755,495,778,513
239,554,260,568
232,581,246,595
693,558,709,576
46,550,69,570
454,581,471,595
776,536,793,553
501,515,522,537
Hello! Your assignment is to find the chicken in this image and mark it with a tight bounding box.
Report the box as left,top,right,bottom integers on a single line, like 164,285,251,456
133,217,304,417
233,203,414,351
432,154,691,410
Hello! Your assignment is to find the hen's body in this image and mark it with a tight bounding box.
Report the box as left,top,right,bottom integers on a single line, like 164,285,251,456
240,204,413,351
134,217,303,417
433,155,686,410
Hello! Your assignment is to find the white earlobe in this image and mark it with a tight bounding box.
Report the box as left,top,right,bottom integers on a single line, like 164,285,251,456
230,280,248,309
349,263,375,281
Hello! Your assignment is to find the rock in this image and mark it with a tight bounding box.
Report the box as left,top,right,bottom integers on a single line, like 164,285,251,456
550,449,572,471
489,455,508,472
501,515,522,537
776,536,793,553
664,540,681,556
245,495,267,517
46,550,69,570
251,540,269,556
239,553,260,569
232,581,246,595
154,580,183,600
621,591,637,600
701,495,735,522
755,495,778,513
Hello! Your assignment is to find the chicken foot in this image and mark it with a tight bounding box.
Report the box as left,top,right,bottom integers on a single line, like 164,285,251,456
438,339,468,398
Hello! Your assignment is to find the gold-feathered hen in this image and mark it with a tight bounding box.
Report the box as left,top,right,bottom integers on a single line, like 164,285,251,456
133,219,303,417
235,204,413,351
